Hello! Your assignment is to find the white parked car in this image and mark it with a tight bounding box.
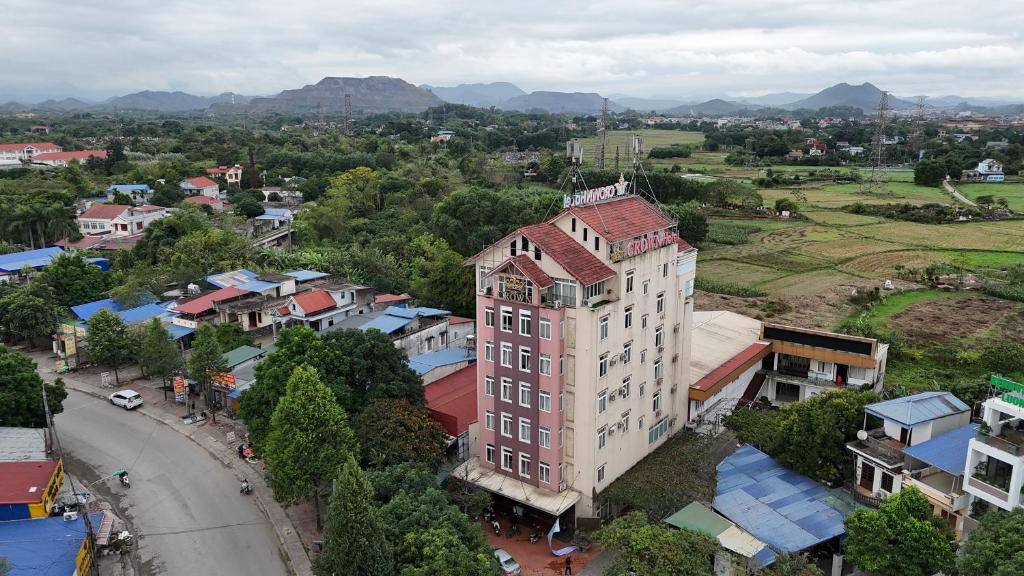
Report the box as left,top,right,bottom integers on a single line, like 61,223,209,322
109,390,143,410
493,548,521,576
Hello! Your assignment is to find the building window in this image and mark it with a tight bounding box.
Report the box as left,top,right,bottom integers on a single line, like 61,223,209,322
560,319,565,339
654,359,664,380
640,349,647,364
624,306,633,329
484,341,494,362
625,270,634,293
519,310,532,336
519,347,531,372
501,378,512,402
500,308,513,332
597,426,607,449
599,315,609,340
519,382,531,407
484,376,494,397
485,410,495,430
510,241,517,257
643,280,649,295
656,292,665,314
484,307,494,327
519,418,531,443
597,464,606,483
880,472,894,493
559,392,564,412
641,314,648,330
653,391,662,413
539,318,552,340
583,228,588,241
623,342,632,365
522,237,529,251
539,426,551,449
560,354,565,375
425,336,434,351
539,354,551,376
536,387,552,409
655,326,665,349
500,412,513,436
621,377,631,398
638,415,645,430
594,236,600,251
501,343,513,367
571,217,576,232
534,247,542,261
662,263,669,277
648,417,669,444
621,412,631,432
599,353,609,377
501,448,513,471
598,389,608,414
485,444,495,464
519,453,531,478
559,426,564,447
539,462,550,484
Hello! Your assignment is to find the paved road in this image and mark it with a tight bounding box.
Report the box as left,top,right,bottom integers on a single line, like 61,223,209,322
56,389,288,576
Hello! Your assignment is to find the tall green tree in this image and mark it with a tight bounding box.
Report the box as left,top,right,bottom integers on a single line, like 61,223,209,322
844,486,955,576
408,233,474,317
213,322,254,351
353,399,447,469
913,159,947,187
188,323,227,421
0,288,59,346
137,318,182,391
263,365,358,529
313,457,394,576
594,511,717,576
85,309,137,384
665,203,708,244
37,252,112,308
0,346,67,427
959,509,1024,576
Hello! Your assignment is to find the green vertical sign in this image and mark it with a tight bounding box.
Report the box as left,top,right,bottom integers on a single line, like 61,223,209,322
991,375,1024,409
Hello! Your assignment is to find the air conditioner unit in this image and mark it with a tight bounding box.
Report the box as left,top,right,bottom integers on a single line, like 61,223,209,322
618,353,628,363
608,426,616,435
655,409,663,418
657,346,665,353
669,417,677,428
620,386,629,397
552,300,562,309
609,356,618,366
63,511,78,522
671,353,679,363
609,391,617,402
582,298,591,307
656,378,664,387
673,324,679,334
670,384,678,393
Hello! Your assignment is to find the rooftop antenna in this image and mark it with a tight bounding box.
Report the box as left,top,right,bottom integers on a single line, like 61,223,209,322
343,94,353,136
595,98,609,170
861,91,890,195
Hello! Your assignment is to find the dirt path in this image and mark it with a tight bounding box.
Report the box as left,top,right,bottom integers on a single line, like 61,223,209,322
943,180,977,207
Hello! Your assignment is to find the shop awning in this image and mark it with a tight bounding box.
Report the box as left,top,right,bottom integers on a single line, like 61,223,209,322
453,457,580,516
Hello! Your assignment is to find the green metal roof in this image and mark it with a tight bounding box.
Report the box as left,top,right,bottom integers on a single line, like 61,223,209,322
223,345,266,369
664,502,731,537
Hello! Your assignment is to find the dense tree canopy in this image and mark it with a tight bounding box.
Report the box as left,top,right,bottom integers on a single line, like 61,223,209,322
85,309,137,384
314,457,394,576
36,252,113,308
594,511,717,576
353,399,447,468
0,346,67,427
959,509,1024,576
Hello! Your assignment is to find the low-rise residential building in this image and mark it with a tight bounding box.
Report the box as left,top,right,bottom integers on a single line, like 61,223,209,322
0,142,61,166
56,298,192,368
261,187,303,205
961,158,1005,183
902,423,977,538
0,247,65,284
0,513,100,575
31,149,107,167
180,176,220,199
964,376,1024,512
106,183,153,205
334,305,459,356
0,427,49,462
425,363,478,461
373,292,413,311
251,208,293,236
206,164,243,185
278,285,373,332
847,391,970,503
409,347,476,385
77,203,167,238
0,459,65,519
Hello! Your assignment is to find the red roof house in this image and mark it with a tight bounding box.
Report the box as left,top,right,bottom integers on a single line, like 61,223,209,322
424,365,477,437
180,176,220,199
183,195,225,210
173,286,250,316
291,289,337,316
32,150,107,166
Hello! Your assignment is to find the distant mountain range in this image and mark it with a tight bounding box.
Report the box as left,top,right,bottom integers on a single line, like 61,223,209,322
664,99,764,116
786,82,915,111
244,76,442,114
420,82,525,107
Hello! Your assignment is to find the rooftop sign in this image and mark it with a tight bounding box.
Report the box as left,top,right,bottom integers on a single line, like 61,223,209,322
610,229,679,263
992,375,1024,408
563,176,631,208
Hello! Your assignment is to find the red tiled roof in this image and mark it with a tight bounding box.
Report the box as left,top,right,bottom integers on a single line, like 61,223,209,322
520,223,615,286
503,254,554,288
0,460,58,504
182,176,218,189
676,237,694,251
173,286,249,316
292,289,336,315
0,142,60,152
57,235,106,250
32,150,107,161
569,196,673,242
206,165,240,175
691,342,770,392
183,195,222,206
78,204,130,220
424,365,477,436
448,316,474,325
374,293,412,304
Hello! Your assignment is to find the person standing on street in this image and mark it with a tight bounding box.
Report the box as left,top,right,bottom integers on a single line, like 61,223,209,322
564,554,573,575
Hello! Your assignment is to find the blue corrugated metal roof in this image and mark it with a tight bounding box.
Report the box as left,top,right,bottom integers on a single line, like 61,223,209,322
713,444,849,554
86,257,110,271
0,512,102,575
237,279,279,292
284,270,328,282
903,423,978,475
865,391,969,427
71,297,125,320
106,184,151,193
166,323,194,340
206,268,257,288
255,208,291,219
384,306,450,319
360,314,412,334
408,348,476,375
119,304,173,324
0,246,63,272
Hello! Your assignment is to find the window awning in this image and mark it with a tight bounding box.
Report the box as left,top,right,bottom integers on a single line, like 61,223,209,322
453,458,580,516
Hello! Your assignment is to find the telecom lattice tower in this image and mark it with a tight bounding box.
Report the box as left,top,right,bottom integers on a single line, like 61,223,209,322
595,98,609,170
343,93,353,135
744,137,755,168
862,91,891,194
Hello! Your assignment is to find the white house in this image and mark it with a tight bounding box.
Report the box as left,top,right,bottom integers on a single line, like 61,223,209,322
180,176,220,199
77,204,168,238
206,164,243,185
975,159,1005,182
278,286,373,332
0,142,62,166
32,150,107,167
106,184,153,205
963,376,1024,513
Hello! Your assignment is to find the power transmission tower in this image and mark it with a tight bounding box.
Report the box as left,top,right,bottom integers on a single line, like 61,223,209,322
862,91,890,194
343,94,353,136
744,137,755,168
595,98,609,170
912,96,928,159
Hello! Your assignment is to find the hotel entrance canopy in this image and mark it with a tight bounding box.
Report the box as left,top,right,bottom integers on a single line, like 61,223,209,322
454,457,581,516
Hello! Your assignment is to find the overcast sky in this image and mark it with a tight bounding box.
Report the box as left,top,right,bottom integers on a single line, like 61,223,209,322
3,0,1022,101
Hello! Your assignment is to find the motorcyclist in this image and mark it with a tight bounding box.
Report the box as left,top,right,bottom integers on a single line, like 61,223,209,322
240,479,251,494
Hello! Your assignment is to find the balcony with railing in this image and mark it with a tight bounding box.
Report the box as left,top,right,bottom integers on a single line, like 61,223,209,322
903,467,969,511
977,421,1024,457
847,428,905,467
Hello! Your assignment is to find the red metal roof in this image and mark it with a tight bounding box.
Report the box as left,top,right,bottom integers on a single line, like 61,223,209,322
78,204,130,220
0,142,60,152
569,196,673,242
32,150,107,161
424,365,477,436
691,342,770,392
173,286,250,316
520,223,615,286
183,195,222,206
134,204,164,213
292,289,336,315
676,237,694,251
374,293,412,304
0,460,58,504
448,316,474,325
182,176,218,189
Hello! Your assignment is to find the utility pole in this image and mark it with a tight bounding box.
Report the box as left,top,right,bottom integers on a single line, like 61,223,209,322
862,91,890,195
595,98,609,170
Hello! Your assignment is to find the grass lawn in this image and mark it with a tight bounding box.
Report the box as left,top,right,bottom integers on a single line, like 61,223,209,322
577,129,704,168
855,220,1024,251
854,290,966,329
818,182,952,206
957,182,1024,211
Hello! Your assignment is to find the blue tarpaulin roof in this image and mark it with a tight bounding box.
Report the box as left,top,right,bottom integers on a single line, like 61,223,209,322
360,314,412,334
207,268,257,288
119,304,174,324
284,270,328,282
237,279,279,292
86,257,111,271
255,208,292,220
166,323,194,340
903,423,978,475
106,184,151,193
0,246,63,272
408,348,476,375
0,513,102,575
71,297,125,320
865,391,969,427
713,444,849,554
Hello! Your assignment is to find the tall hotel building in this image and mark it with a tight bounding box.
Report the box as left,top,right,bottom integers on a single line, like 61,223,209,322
459,181,698,521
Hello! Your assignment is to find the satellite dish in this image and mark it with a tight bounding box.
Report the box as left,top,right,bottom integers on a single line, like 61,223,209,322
857,430,868,441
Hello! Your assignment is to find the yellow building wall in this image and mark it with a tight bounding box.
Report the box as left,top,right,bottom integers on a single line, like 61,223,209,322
27,459,64,518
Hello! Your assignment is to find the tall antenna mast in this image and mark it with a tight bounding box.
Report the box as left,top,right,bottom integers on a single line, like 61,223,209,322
343,93,353,136
595,98,609,170
862,91,890,194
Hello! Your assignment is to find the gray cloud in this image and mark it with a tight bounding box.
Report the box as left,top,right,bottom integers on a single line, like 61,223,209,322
2,0,1022,101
